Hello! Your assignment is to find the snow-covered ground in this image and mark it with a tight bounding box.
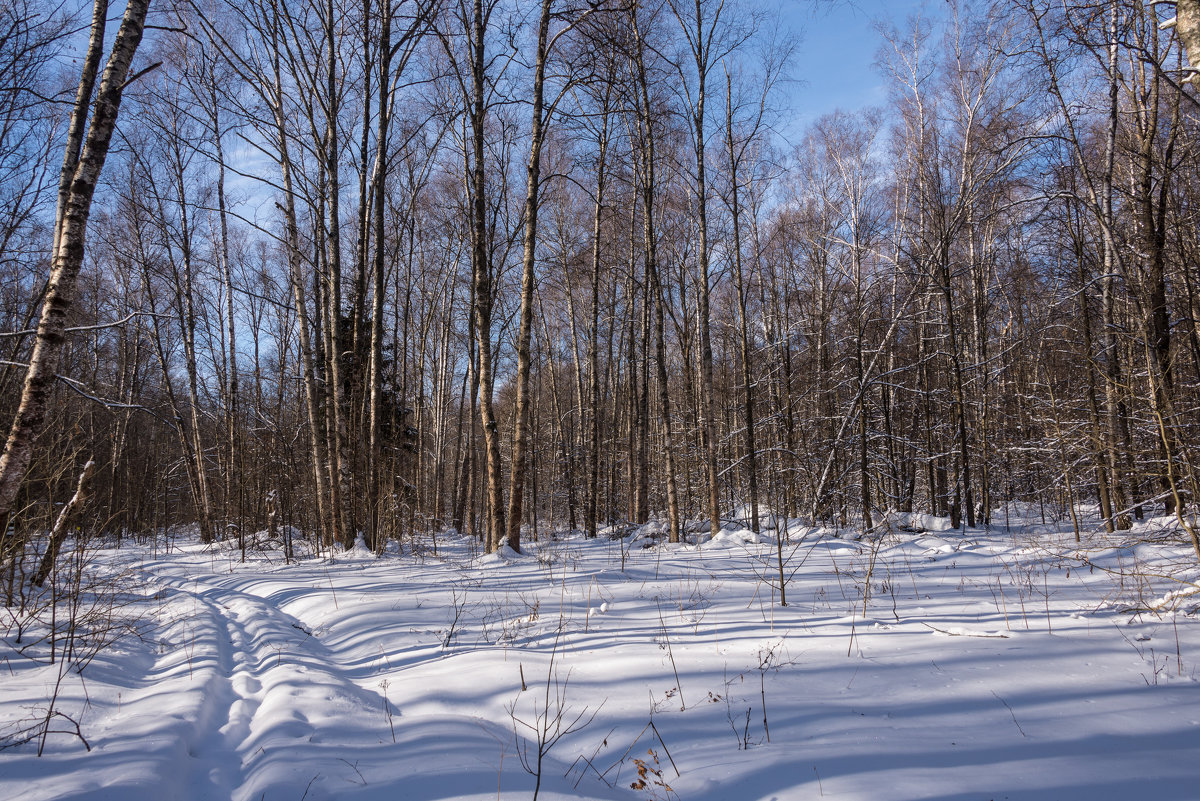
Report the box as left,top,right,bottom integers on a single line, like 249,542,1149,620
4,510,1200,800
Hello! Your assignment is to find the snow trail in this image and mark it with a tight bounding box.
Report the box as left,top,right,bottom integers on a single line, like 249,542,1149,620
149,568,394,801
4,524,1200,800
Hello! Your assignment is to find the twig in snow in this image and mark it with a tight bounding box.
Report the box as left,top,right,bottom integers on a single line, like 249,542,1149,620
300,773,321,801
649,720,679,778
656,601,685,710
338,758,367,785
992,691,1027,738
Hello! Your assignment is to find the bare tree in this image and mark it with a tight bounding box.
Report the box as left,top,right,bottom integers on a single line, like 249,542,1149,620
0,0,153,551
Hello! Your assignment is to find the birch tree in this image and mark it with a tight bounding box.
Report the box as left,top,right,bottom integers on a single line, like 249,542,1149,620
0,0,153,551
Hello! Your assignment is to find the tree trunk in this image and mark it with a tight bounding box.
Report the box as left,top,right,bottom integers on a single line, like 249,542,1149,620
325,0,355,548
367,1,392,550
467,0,505,551
505,0,553,553
587,82,611,539
0,0,151,545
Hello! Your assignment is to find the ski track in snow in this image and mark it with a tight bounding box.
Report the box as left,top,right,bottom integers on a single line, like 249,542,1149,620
4,519,1200,800
159,571,361,801
134,559,544,801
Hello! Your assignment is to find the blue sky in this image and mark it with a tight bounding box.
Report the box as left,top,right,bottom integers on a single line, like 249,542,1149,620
777,0,936,143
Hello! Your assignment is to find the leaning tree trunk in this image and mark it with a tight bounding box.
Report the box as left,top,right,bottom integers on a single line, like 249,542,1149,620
33,461,95,586
0,0,151,548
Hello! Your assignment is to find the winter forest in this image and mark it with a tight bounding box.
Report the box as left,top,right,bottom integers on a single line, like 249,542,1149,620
2,0,1199,560
4,0,1200,798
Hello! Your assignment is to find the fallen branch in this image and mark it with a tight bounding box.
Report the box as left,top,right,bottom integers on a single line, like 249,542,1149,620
919,622,1009,639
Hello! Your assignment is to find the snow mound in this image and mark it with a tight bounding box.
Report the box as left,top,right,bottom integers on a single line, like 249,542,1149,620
705,527,770,548
335,534,377,560
886,511,955,533
477,543,527,565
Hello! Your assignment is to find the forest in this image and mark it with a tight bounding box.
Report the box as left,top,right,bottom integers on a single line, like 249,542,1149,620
3,0,1200,566
7,2,1200,798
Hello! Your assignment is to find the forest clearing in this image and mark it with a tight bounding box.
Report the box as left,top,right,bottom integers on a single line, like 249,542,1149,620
3,510,1199,800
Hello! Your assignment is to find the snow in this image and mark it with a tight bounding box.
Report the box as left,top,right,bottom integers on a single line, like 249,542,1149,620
4,514,1200,800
